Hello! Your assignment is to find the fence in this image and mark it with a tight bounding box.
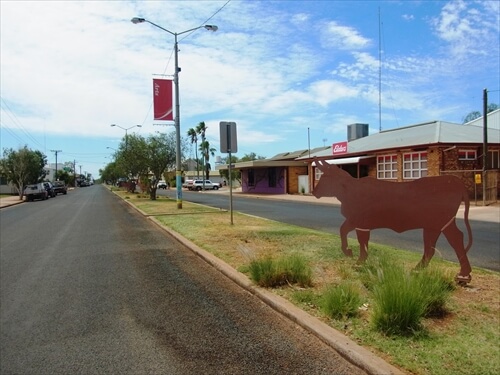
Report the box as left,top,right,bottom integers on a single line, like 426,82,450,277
440,169,498,206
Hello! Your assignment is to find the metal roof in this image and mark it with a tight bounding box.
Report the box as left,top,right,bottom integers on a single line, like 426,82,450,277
300,120,500,159
464,109,500,130
215,159,306,171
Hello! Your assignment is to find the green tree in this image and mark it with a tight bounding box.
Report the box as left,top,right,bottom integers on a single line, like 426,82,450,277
218,155,241,184
0,146,47,199
195,121,216,181
187,127,200,179
56,170,71,185
112,131,179,199
200,140,216,181
99,161,124,186
146,131,176,199
115,133,149,187
240,152,266,161
462,103,499,123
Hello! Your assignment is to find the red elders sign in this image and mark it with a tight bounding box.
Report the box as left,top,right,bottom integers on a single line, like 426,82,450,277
332,141,348,155
153,79,173,121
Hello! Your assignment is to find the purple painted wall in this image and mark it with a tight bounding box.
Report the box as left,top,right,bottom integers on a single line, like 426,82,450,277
241,168,286,194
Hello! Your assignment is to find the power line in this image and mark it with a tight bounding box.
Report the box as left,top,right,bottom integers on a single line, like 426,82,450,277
0,97,45,150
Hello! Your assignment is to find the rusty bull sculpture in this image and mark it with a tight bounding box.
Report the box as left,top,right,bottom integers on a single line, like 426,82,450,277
313,159,473,284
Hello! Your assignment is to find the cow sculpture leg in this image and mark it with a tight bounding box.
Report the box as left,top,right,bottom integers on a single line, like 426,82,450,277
355,229,370,263
339,221,354,257
442,221,472,284
417,229,440,270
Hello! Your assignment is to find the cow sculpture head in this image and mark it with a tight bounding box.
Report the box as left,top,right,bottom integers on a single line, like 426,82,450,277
312,158,351,200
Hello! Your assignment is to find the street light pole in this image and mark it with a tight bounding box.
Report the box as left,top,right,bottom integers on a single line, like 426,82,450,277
131,17,217,209
110,124,142,151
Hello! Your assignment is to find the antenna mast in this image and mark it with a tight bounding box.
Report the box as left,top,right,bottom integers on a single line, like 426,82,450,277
378,7,382,132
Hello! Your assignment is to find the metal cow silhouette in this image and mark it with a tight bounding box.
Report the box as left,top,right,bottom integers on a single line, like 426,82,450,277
313,159,473,284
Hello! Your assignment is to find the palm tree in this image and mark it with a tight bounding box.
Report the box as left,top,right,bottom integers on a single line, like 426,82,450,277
187,127,200,179
195,121,208,179
199,140,216,180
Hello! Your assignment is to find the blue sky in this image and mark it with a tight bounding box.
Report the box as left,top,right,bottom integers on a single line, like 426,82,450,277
1,0,499,178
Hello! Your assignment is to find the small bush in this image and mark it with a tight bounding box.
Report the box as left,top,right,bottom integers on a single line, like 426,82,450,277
371,265,426,335
249,254,312,288
321,282,362,320
414,267,454,317
249,257,282,287
357,253,394,291
281,253,313,287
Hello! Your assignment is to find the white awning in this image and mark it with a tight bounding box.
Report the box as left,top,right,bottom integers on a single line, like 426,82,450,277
311,155,375,166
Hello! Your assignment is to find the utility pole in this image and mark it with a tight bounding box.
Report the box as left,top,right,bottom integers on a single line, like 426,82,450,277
74,160,77,188
482,88,488,206
50,149,62,181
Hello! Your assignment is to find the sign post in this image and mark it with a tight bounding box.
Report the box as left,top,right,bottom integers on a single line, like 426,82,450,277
220,122,237,225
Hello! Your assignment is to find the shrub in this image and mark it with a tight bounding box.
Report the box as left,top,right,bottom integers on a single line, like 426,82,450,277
321,282,362,320
249,257,282,287
281,253,313,287
249,254,312,288
357,253,394,291
414,267,454,317
371,265,427,335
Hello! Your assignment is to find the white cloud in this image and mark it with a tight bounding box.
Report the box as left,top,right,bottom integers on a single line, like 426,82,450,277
431,0,499,56
319,21,371,50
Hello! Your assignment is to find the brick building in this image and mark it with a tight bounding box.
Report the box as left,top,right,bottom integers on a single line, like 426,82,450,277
303,121,500,203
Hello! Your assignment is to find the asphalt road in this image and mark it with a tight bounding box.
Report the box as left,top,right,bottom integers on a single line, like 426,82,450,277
158,189,500,273
0,185,367,375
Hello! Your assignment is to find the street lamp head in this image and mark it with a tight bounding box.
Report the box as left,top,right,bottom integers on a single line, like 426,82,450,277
110,124,116,127
136,125,142,128
131,17,146,24
204,25,218,32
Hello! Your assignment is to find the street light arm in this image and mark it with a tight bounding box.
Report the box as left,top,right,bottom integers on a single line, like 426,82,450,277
110,124,142,131
177,25,217,36
131,17,217,36
131,17,175,35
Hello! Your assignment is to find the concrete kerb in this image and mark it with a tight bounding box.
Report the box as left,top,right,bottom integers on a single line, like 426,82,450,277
0,196,25,209
118,192,404,375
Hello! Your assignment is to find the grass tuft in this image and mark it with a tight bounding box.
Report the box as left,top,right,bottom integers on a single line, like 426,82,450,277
249,254,312,288
321,282,363,320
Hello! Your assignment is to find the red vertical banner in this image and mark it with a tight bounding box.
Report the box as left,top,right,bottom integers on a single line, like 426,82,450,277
153,79,173,121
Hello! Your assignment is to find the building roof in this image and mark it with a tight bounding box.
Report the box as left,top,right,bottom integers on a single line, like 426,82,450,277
464,109,500,130
299,120,500,160
216,159,307,171
269,146,330,160
216,146,328,170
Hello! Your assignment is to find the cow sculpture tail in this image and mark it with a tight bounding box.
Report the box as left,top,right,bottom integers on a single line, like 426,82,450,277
463,189,473,253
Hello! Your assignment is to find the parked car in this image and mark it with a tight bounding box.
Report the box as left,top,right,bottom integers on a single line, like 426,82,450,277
43,182,56,197
80,180,89,187
157,180,168,189
188,180,220,191
24,183,48,201
52,181,67,195
182,179,194,189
